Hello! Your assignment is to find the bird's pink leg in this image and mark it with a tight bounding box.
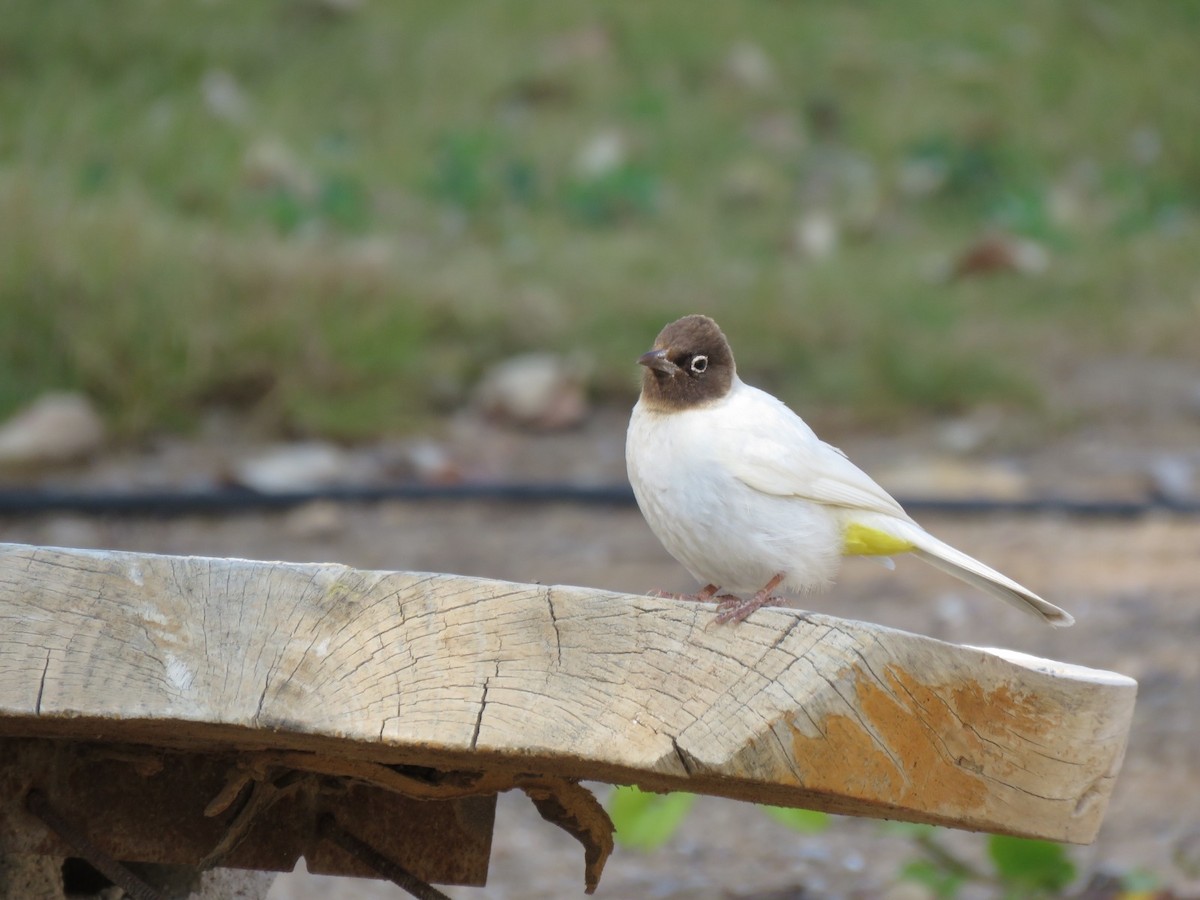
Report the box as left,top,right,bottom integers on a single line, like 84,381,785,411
649,584,721,603
714,573,786,624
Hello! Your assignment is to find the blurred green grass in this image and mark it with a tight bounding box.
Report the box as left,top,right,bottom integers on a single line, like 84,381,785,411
1,0,1197,437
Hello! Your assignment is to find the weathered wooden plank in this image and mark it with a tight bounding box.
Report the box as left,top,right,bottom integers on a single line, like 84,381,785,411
0,542,1136,845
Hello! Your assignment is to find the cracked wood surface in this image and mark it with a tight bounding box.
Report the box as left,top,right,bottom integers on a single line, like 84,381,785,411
0,542,1135,843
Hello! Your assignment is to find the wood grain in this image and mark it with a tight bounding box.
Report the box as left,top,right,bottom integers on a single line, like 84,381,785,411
0,542,1136,844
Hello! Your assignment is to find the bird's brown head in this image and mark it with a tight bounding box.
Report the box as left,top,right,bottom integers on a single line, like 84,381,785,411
637,315,736,411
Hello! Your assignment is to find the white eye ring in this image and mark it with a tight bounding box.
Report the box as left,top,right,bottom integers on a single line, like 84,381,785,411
690,355,708,374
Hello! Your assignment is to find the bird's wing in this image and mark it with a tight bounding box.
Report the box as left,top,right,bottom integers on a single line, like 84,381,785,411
715,386,909,518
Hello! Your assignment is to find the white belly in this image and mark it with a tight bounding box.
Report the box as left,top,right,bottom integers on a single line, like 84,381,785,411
626,401,842,596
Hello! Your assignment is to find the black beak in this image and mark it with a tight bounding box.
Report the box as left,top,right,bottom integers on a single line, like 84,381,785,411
638,348,680,376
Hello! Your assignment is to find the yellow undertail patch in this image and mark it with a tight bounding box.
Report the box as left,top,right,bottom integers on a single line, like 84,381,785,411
843,523,916,557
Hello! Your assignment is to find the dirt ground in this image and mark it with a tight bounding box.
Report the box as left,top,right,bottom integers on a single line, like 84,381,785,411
2,382,1199,898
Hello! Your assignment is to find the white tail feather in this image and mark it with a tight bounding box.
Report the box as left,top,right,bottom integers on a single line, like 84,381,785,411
879,519,1074,627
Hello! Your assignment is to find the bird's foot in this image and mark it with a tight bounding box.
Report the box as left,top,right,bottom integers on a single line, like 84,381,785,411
713,593,783,624
712,574,786,625
648,584,720,603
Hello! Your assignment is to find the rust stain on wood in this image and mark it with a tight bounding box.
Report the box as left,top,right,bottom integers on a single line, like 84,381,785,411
946,677,1054,738
789,664,1052,814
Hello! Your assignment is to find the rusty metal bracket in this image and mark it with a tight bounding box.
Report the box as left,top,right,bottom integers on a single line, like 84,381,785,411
25,790,166,900
4,740,619,894
319,815,450,900
0,738,495,887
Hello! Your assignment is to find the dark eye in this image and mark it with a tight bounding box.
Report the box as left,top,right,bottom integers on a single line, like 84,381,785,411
690,355,708,374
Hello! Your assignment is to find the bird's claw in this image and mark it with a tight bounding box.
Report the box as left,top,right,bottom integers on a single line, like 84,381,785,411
711,574,787,625
713,594,771,624
652,583,786,624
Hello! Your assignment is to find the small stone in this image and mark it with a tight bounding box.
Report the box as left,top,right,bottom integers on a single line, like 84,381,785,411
1146,455,1195,503
241,139,316,197
1047,181,1087,229
791,211,839,259
406,439,463,483
200,69,250,124
0,392,105,468
723,40,775,91
474,353,588,431
232,442,372,492
1009,237,1050,274
573,130,627,177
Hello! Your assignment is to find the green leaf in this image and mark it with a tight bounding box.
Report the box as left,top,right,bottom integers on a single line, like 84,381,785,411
562,164,659,226
762,806,830,834
78,158,114,194
429,131,493,211
900,858,968,899
318,173,371,233
607,786,695,851
1119,867,1161,891
503,159,539,206
262,186,307,235
987,835,1076,893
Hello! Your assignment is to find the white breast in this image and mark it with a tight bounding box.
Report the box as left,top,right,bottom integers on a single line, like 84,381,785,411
625,383,843,596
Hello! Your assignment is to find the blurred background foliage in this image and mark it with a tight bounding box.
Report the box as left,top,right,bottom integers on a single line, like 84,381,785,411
1,0,1197,437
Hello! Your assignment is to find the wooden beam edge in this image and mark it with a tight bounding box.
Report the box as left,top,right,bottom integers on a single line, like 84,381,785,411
0,543,1138,844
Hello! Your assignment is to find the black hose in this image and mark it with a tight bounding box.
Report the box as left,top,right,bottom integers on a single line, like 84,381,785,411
0,482,1195,518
